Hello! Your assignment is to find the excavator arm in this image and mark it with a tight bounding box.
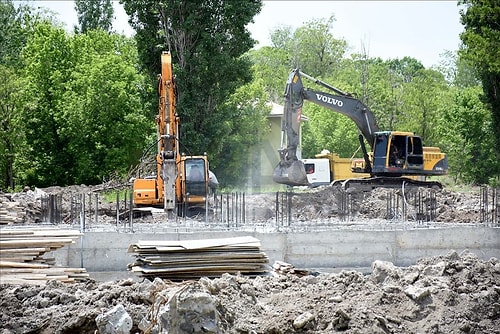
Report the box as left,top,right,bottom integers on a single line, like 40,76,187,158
299,80,379,148
133,52,210,215
273,69,379,186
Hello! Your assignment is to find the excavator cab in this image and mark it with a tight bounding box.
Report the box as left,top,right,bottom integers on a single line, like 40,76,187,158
372,131,424,175
176,156,209,215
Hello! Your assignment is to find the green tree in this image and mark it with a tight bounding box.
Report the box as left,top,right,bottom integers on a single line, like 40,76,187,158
439,86,499,184
0,0,23,67
301,103,361,159
20,23,72,186
269,16,347,77
60,31,151,184
121,0,262,186
0,65,25,190
402,68,449,146
20,24,151,186
345,55,398,131
459,0,500,158
75,0,114,33
437,50,479,87
1,1,57,65
269,24,293,50
215,77,270,187
388,57,425,83
0,1,59,190
0,0,47,68
247,46,290,102
293,16,347,77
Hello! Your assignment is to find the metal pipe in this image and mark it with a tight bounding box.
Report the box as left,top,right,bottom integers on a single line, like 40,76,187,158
95,193,98,225
116,192,119,228
129,191,133,232
80,193,85,268
82,193,86,231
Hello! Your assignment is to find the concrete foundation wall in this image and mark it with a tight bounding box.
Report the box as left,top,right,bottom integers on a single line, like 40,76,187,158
53,227,500,272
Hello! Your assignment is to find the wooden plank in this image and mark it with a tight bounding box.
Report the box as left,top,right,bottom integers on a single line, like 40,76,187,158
128,236,261,252
0,278,49,285
0,260,50,268
138,253,268,262
128,236,270,280
0,228,81,237
132,263,263,274
0,255,38,262
141,252,268,261
0,247,49,254
0,238,74,248
1,273,49,279
0,267,86,274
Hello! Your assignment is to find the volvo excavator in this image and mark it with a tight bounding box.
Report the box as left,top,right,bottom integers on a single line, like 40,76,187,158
273,69,448,190
133,52,209,215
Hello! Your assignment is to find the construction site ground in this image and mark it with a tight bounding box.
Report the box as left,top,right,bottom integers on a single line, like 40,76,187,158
0,184,499,333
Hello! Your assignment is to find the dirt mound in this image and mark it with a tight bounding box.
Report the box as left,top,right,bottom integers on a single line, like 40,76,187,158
288,186,484,224
1,183,494,225
1,250,498,333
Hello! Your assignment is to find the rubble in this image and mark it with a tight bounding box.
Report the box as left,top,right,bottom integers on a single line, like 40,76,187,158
95,304,133,334
0,250,498,333
0,190,41,224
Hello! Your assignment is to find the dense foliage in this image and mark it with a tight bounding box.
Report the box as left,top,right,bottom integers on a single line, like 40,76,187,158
75,0,114,33
0,1,45,189
459,0,500,182
0,1,498,190
20,25,151,186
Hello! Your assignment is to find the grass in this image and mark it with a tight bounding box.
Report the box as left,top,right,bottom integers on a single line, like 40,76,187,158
101,189,131,203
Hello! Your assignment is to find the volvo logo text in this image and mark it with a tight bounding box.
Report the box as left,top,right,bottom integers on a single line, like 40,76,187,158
315,94,343,107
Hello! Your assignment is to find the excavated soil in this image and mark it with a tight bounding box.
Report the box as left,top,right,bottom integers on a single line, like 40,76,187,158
0,183,491,226
1,250,499,333
1,184,499,333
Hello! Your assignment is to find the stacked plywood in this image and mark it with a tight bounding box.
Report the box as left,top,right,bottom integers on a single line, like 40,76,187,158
128,236,270,280
0,228,88,284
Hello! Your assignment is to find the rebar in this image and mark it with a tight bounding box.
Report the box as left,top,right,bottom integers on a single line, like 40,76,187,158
480,186,500,226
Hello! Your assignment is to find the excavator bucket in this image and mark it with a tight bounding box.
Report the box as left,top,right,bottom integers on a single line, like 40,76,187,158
272,159,309,186
272,69,309,187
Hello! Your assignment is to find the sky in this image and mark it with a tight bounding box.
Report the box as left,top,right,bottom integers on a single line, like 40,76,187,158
31,1,464,68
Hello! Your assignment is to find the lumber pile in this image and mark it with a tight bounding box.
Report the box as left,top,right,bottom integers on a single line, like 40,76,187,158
0,190,44,225
0,194,25,224
0,228,89,284
128,236,270,280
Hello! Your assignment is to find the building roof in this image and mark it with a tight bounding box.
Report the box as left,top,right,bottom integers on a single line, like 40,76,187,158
267,102,309,121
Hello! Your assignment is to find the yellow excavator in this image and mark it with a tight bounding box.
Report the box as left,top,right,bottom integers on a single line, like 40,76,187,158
133,52,209,215
273,69,448,190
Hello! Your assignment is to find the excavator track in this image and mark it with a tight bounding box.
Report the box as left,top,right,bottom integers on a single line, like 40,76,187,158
331,176,443,192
